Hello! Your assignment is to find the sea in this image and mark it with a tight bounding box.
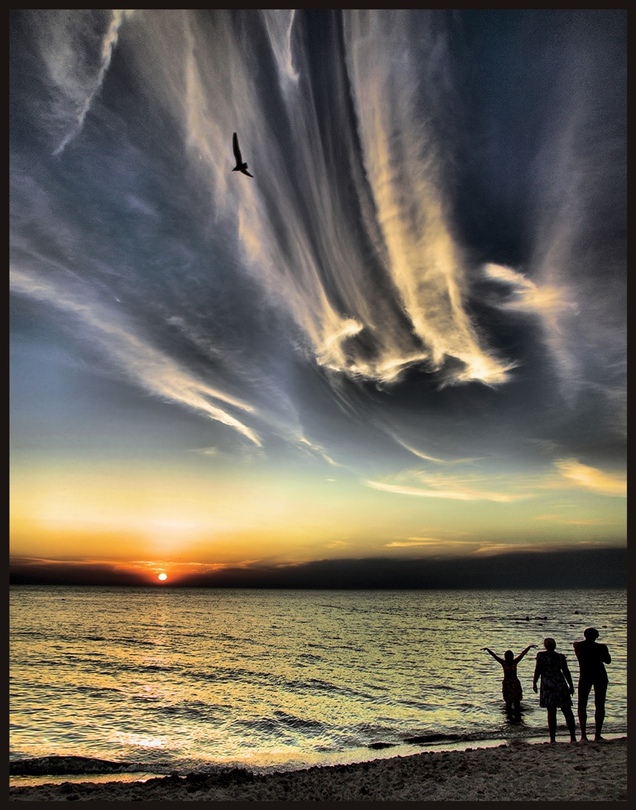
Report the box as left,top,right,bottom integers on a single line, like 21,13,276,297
9,586,627,787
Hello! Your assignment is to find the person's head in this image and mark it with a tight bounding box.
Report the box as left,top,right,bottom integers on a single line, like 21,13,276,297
584,627,599,641
504,650,514,662
543,637,556,651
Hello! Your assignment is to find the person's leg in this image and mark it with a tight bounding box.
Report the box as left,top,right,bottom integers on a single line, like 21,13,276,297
562,707,577,742
593,680,608,740
547,707,557,742
578,679,592,740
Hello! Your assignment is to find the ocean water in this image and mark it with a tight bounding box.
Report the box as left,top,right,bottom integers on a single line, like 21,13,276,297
9,586,627,783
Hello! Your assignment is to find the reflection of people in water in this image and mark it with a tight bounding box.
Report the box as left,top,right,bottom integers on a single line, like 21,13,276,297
482,645,536,720
573,627,611,742
533,638,577,743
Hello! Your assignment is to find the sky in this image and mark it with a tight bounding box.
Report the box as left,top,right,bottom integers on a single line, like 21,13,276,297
10,10,626,588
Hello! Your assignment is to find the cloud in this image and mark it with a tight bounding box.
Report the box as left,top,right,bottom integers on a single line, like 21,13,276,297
9,556,147,586
388,433,481,465
482,262,587,407
534,514,606,526
385,536,476,550
386,538,441,547
10,265,263,445
369,453,626,506
554,458,626,497
10,547,627,589
343,11,518,388
367,468,533,503
483,263,577,318
146,9,521,391
263,9,300,87
32,10,134,154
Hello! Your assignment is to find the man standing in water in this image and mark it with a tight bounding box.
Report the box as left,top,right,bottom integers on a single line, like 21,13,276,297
573,627,611,741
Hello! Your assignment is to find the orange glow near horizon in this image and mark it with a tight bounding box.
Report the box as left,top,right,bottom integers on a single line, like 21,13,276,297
9,447,626,576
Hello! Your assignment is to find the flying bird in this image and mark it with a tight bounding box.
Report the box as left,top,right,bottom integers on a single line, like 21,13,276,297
232,132,253,177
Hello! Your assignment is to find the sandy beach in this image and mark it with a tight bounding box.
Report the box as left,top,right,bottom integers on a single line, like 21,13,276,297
9,737,627,802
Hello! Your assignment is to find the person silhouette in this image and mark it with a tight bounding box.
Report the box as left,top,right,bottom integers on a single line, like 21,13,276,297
573,627,611,741
532,637,577,743
482,644,536,720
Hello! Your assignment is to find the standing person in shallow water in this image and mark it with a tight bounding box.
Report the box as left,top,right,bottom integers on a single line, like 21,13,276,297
482,644,537,721
573,627,611,741
532,637,577,743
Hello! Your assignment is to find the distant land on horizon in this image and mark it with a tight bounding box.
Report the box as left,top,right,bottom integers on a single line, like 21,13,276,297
10,546,626,589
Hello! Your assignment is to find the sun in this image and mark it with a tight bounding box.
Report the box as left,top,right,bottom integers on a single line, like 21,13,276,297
157,573,168,582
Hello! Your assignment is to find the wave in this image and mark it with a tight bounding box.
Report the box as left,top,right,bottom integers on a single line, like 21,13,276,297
368,728,534,750
229,712,327,735
197,665,370,701
10,756,138,776
367,733,463,749
9,755,256,784
403,733,463,745
5,731,504,780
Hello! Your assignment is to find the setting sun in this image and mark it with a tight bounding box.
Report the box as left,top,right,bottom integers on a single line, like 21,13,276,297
157,573,168,582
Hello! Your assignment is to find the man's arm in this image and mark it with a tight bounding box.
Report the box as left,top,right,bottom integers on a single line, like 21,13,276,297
600,644,611,664
562,657,575,694
532,655,541,692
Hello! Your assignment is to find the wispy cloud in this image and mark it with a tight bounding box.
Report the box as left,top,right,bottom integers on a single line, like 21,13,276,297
385,536,475,549
10,265,262,445
325,540,350,549
155,10,521,390
295,437,343,468
367,476,531,503
388,433,481,465
263,9,300,87
483,263,577,318
343,11,517,388
368,457,626,503
32,10,134,154
534,514,606,526
473,543,553,556
554,458,626,497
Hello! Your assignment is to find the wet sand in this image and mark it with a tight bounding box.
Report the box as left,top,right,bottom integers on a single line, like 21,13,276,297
8,736,627,802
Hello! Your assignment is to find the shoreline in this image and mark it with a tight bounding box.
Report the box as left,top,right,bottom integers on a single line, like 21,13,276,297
9,735,627,802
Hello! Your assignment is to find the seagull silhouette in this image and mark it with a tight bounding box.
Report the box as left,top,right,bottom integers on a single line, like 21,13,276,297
232,132,253,177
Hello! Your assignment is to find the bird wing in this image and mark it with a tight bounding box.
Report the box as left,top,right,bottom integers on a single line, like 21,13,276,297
241,168,253,178
232,132,242,163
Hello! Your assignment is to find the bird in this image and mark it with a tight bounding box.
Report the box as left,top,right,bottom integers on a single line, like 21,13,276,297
232,132,253,177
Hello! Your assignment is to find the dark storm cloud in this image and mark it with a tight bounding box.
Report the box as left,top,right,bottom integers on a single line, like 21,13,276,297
9,558,147,587
10,548,627,590
178,548,628,590
10,11,625,499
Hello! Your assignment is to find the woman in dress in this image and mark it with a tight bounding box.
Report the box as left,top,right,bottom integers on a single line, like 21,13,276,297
482,644,536,720
532,637,577,742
